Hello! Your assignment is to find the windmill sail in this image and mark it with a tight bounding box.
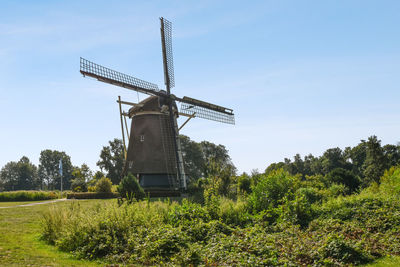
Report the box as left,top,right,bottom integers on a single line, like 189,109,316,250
80,57,160,96
160,17,175,90
179,96,235,124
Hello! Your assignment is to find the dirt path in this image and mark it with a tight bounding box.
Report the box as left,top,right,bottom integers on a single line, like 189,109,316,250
0,198,70,208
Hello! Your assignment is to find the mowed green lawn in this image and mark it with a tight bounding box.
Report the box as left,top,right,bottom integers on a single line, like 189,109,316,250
0,198,399,266
0,199,111,266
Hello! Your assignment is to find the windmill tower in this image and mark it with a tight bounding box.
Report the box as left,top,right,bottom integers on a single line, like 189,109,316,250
80,18,235,195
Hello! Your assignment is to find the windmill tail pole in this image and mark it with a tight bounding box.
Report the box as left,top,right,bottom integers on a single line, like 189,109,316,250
118,96,127,159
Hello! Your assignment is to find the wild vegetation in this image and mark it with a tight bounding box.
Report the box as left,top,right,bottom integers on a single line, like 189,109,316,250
39,136,400,266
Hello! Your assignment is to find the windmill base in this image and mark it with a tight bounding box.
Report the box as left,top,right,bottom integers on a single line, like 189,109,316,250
139,173,182,197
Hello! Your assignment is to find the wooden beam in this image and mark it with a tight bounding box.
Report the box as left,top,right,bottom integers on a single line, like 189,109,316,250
116,99,143,107
118,96,127,160
123,115,130,141
178,112,196,131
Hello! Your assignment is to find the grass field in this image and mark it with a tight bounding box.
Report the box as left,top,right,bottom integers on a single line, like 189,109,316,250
0,199,399,266
0,199,109,266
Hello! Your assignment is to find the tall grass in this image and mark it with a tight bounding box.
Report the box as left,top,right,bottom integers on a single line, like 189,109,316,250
0,190,60,202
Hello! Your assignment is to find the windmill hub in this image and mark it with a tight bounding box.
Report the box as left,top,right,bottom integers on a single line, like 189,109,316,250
80,17,235,196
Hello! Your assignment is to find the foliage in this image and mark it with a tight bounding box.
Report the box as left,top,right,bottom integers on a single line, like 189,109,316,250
87,170,105,187
95,177,112,193
97,138,125,185
325,167,360,193
363,136,387,187
179,135,236,183
264,135,400,190
0,190,59,201
0,156,39,191
237,173,251,194
66,192,118,199
42,188,400,266
38,150,73,190
70,178,87,192
117,173,145,200
247,169,299,213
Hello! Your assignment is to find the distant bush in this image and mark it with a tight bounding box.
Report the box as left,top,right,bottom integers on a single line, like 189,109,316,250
95,177,112,193
71,178,87,192
117,173,145,200
0,190,59,202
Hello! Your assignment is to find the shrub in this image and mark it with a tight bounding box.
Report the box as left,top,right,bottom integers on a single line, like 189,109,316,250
117,173,145,200
66,192,118,199
379,166,400,196
0,190,60,201
237,174,251,194
95,177,112,193
71,178,87,192
325,168,360,193
247,169,299,213
296,187,323,204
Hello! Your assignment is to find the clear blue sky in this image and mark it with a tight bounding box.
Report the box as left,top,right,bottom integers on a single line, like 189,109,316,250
1,0,399,174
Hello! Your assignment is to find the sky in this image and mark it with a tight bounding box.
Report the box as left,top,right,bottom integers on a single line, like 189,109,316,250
0,0,399,174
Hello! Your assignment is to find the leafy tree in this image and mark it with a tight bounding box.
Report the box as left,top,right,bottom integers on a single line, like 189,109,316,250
0,161,19,191
38,150,73,190
179,135,204,182
237,173,251,194
17,156,39,190
321,148,349,175
362,136,386,187
97,138,125,185
179,135,236,183
265,162,285,175
344,142,367,179
325,168,360,193
0,156,38,191
204,159,236,197
88,170,106,187
72,164,92,182
200,140,235,177
383,144,400,168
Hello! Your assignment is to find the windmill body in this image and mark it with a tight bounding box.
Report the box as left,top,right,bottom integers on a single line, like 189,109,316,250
125,95,182,190
80,18,235,194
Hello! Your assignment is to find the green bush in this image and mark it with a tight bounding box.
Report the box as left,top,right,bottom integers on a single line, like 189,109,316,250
325,168,360,193
95,177,112,193
237,174,251,194
247,169,299,213
71,178,87,192
117,173,145,200
379,166,400,196
0,190,59,201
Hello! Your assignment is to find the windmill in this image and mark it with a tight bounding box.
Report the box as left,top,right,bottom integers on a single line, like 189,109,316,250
80,17,235,195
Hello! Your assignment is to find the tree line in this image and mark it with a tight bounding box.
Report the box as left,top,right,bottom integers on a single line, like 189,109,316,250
0,135,234,192
263,135,400,191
